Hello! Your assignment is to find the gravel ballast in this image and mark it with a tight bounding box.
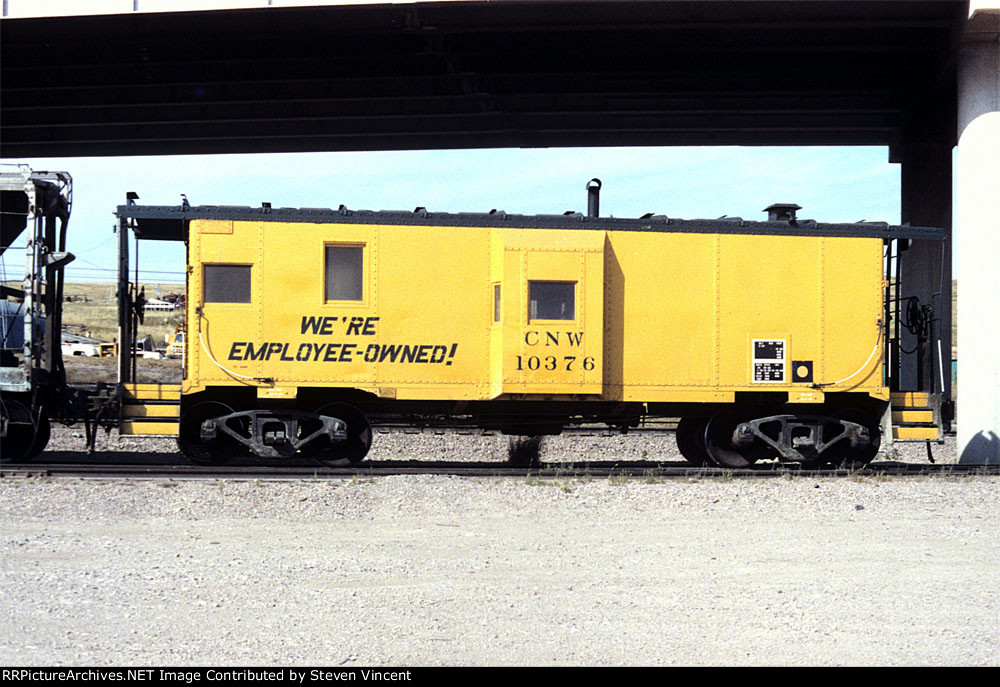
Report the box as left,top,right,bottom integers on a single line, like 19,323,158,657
2,430,997,666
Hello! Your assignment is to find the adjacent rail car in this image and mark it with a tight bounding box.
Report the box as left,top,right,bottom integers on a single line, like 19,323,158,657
114,183,947,468
1,168,80,460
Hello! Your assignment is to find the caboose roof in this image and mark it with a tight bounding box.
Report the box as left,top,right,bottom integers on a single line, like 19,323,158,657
115,203,947,243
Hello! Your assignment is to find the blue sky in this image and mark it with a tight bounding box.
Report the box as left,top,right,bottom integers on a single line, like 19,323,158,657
1,146,904,285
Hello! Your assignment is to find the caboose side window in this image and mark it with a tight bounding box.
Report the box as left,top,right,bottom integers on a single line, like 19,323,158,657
203,264,252,303
493,284,501,322
325,245,364,301
529,281,575,321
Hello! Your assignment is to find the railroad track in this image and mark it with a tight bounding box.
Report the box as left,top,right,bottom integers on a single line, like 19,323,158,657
2,458,996,480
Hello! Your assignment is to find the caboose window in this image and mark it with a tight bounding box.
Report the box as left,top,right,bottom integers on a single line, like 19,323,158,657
494,284,501,322
203,264,251,303
325,245,364,301
529,281,575,321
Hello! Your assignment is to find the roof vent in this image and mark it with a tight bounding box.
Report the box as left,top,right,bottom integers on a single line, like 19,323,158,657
764,203,801,222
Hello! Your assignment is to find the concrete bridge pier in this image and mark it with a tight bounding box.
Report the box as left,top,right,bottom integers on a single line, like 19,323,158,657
957,7,1000,464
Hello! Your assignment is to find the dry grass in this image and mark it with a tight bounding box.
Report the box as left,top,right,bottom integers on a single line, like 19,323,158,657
4,281,184,384
60,282,184,345
61,282,184,384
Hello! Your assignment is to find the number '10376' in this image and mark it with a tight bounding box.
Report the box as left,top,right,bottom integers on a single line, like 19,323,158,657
516,355,595,371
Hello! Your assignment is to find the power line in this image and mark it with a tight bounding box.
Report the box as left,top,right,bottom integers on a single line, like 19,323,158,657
0,264,185,276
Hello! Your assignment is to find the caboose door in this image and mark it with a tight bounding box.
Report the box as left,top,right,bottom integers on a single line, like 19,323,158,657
490,228,604,397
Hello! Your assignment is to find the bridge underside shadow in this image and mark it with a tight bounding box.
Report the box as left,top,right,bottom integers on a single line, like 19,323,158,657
0,1,965,157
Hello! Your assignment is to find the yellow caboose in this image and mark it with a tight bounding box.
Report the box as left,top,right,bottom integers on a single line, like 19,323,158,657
117,183,946,468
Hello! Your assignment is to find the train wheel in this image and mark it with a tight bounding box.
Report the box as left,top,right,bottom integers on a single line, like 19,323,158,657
1,399,44,462
675,418,710,466
311,403,372,467
25,412,51,460
704,410,772,468
177,401,241,466
826,409,881,469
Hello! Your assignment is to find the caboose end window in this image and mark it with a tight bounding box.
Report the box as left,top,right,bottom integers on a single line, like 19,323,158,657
325,245,364,301
529,281,575,321
203,264,252,303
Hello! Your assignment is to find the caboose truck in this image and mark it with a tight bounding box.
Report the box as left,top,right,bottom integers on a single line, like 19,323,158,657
107,181,949,469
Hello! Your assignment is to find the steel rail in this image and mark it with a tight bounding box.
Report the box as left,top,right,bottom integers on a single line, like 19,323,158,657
2,460,996,481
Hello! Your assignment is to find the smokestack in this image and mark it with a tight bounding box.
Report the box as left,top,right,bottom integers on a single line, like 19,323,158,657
586,179,602,218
